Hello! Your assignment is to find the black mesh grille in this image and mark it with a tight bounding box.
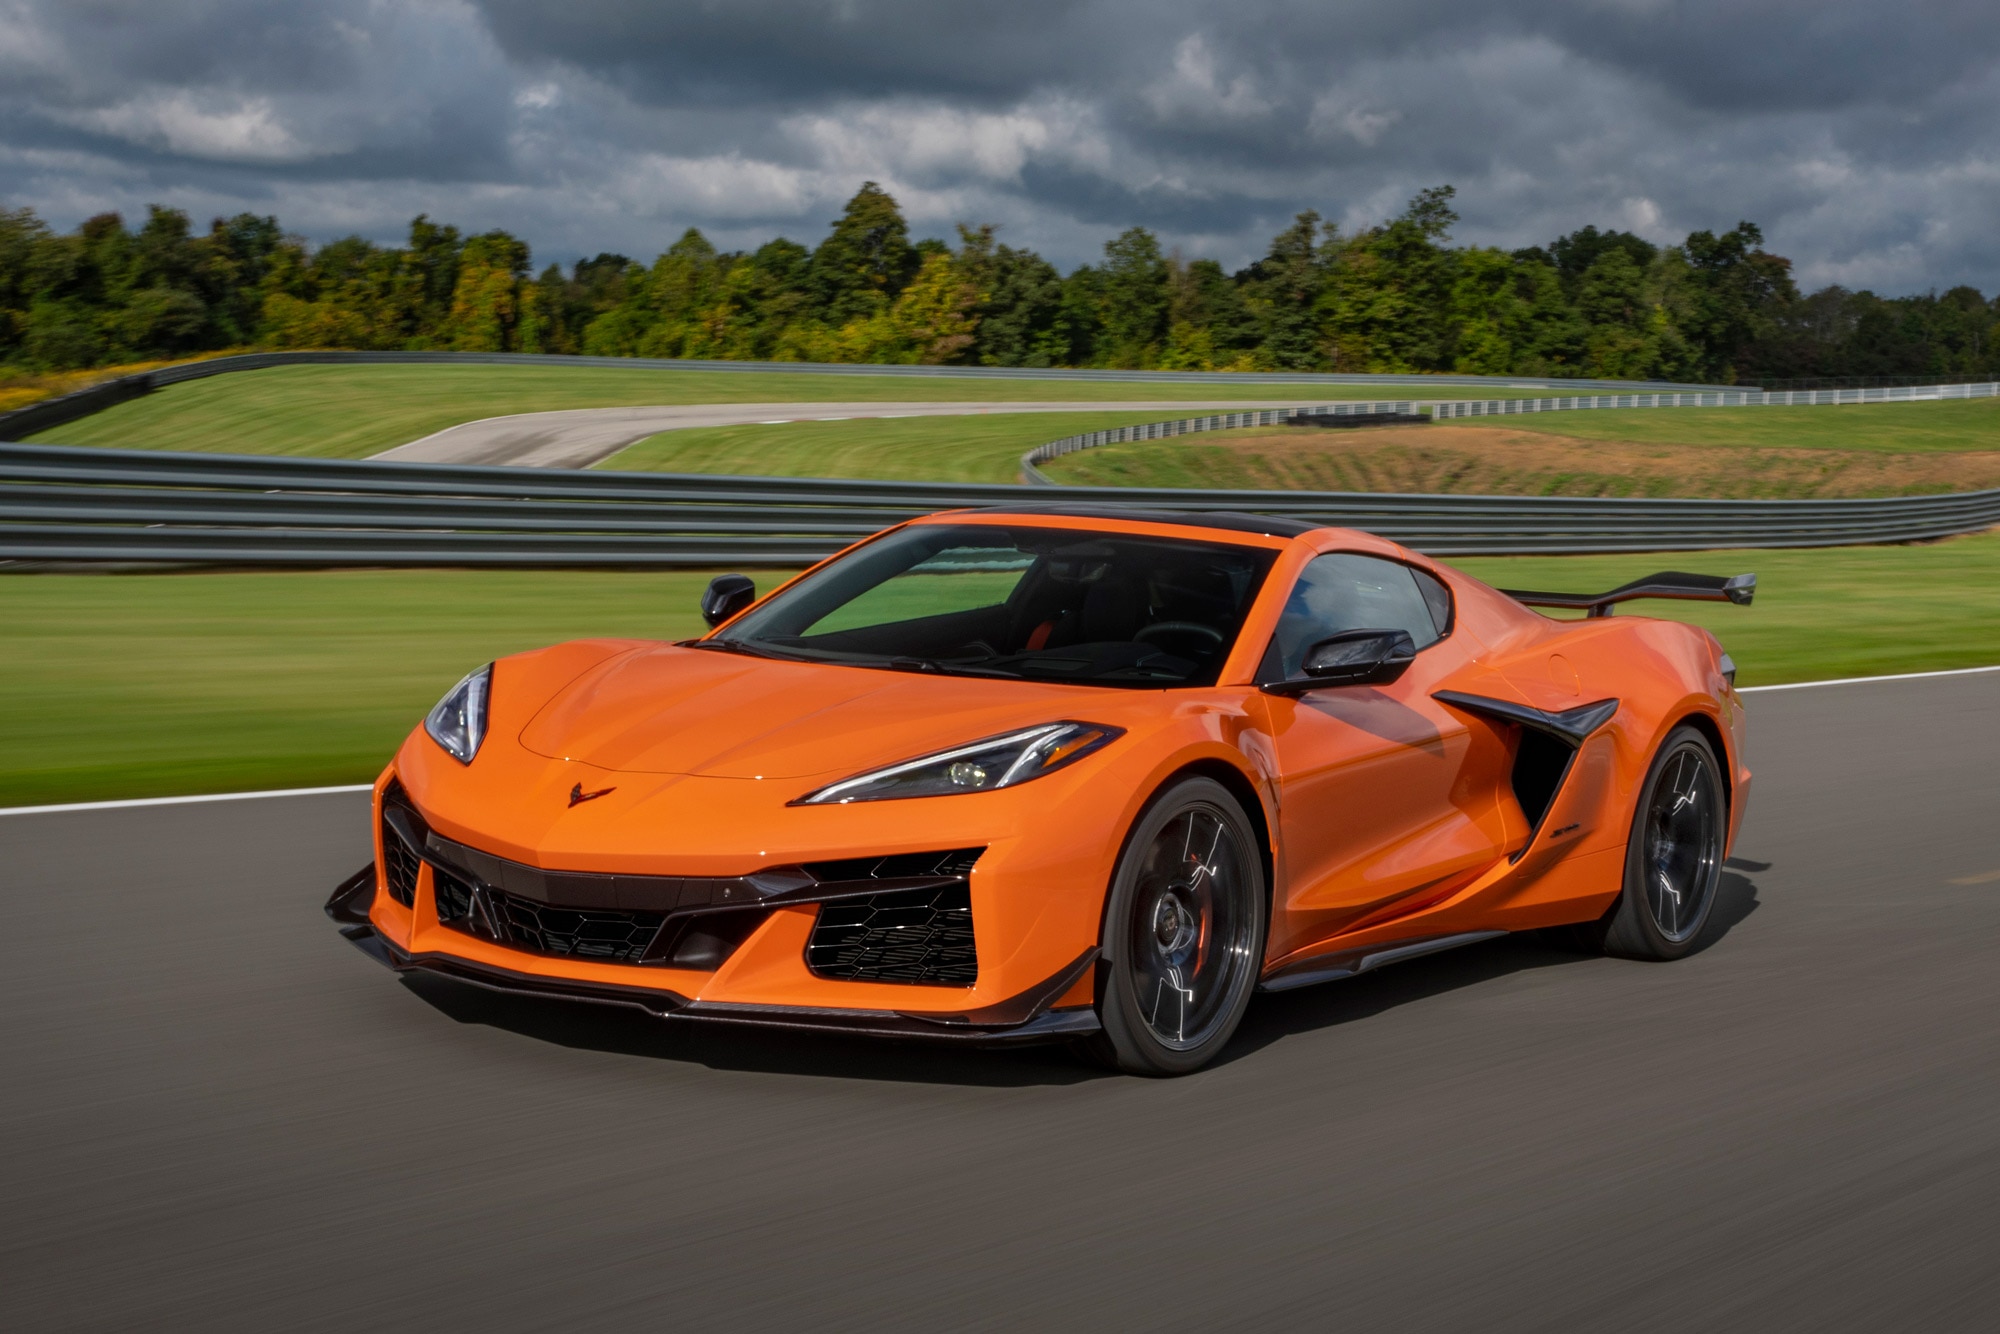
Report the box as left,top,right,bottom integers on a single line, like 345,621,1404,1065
807,883,977,985
804,848,983,883
432,865,475,924
379,781,422,908
494,891,666,962
437,873,668,964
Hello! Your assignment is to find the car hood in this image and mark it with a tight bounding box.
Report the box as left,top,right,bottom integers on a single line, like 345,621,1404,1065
516,644,1109,780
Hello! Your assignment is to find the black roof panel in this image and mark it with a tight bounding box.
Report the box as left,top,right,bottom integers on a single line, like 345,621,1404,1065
965,504,1324,539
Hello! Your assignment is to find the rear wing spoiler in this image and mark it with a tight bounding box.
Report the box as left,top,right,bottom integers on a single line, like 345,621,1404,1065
1500,571,1756,619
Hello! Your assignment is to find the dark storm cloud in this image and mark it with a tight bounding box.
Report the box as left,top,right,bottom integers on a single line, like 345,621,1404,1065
473,0,2000,121
1,0,1996,292
476,0,1113,104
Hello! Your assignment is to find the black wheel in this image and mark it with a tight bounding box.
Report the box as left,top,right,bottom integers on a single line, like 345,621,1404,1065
1089,777,1266,1076
1597,725,1726,960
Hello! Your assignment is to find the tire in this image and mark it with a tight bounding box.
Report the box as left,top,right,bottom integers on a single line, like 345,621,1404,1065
1088,777,1267,1076
1595,725,1727,961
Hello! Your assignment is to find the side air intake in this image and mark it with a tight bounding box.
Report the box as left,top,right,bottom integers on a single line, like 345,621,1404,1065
1433,692,1620,840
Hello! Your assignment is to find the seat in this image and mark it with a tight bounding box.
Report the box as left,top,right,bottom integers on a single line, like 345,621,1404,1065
1051,574,1142,647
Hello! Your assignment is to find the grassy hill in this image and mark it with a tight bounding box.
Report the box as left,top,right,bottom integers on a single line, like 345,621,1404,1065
601,412,1174,484
1041,400,2000,498
28,360,1987,494
22,363,1481,460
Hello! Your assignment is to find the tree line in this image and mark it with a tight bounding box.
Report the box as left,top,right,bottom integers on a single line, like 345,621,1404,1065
2,183,1995,384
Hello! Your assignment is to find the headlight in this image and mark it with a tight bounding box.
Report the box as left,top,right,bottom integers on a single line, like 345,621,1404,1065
424,664,492,764
792,721,1123,805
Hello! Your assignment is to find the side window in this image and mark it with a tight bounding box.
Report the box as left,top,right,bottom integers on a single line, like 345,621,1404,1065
1410,566,1453,638
1265,553,1449,680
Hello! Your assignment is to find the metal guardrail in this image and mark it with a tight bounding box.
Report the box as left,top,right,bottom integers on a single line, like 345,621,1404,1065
1022,402,1414,479
1019,382,2000,480
0,349,1733,443
5,441,1998,567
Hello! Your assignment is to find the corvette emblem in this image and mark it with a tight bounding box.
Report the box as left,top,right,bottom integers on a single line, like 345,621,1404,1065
568,782,616,807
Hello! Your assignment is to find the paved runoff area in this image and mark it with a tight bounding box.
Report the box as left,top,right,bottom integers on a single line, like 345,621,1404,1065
3,673,1998,1329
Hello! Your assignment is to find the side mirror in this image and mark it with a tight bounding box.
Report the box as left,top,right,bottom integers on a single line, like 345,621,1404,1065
700,574,757,627
1262,629,1417,695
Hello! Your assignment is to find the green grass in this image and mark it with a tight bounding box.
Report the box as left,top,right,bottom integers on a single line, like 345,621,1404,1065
603,412,1182,483
1453,535,2000,685
24,363,1475,460
7,534,2000,805
0,568,788,807
1435,397,2000,453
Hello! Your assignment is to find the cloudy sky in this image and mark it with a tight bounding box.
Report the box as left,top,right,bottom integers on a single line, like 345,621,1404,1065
3,0,1996,293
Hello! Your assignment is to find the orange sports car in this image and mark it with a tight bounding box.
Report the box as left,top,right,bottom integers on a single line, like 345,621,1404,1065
328,507,1752,1075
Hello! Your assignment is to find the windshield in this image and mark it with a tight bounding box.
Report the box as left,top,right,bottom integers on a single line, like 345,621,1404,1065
714,523,1278,687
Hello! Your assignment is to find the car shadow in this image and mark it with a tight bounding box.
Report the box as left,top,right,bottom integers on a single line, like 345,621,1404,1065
398,869,1760,1086
399,971,1107,1087
1693,867,1762,953
1217,868,1761,1067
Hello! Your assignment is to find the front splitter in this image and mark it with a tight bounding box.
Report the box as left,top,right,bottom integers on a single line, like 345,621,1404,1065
338,924,1100,1045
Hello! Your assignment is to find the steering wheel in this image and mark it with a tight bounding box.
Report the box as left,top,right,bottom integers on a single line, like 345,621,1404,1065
1135,621,1225,648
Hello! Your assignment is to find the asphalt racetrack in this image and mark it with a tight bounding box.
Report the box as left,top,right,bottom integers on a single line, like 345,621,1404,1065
4,673,1997,1330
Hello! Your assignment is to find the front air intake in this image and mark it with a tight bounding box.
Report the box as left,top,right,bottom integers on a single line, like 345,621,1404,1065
378,780,424,907
434,869,669,964
804,850,982,986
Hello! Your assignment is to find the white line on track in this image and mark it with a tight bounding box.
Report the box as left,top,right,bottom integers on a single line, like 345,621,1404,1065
3,666,1993,817
0,784,373,818
1738,663,2000,693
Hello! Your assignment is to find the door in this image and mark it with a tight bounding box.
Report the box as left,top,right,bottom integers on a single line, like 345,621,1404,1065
1254,553,1514,960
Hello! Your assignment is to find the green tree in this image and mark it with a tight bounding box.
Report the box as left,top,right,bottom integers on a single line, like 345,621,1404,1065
888,250,980,364
200,213,287,344
1322,186,1459,372
441,230,532,351
1446,247,1537,374
404,215,463,337
717,238,812,359
0,208,47,361
1573,248,1656,377
957,225,1070,367
1096,226,1170,366
1,192,1980,390
807,182,917,326
1538,226,1657,298
633,228,736,358
1160,257,1253,370
1240,212,1329,369
1678,222,1798,381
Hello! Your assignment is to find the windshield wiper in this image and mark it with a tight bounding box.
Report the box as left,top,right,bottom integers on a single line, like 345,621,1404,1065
678,638,806,662
877,655,1019,678
683,641,1022,679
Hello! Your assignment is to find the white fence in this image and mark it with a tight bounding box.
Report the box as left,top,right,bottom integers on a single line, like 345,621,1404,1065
1022,381,2000,482
1425,380,2000,419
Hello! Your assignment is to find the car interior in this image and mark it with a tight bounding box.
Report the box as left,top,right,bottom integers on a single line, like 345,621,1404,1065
749,527,1278,685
